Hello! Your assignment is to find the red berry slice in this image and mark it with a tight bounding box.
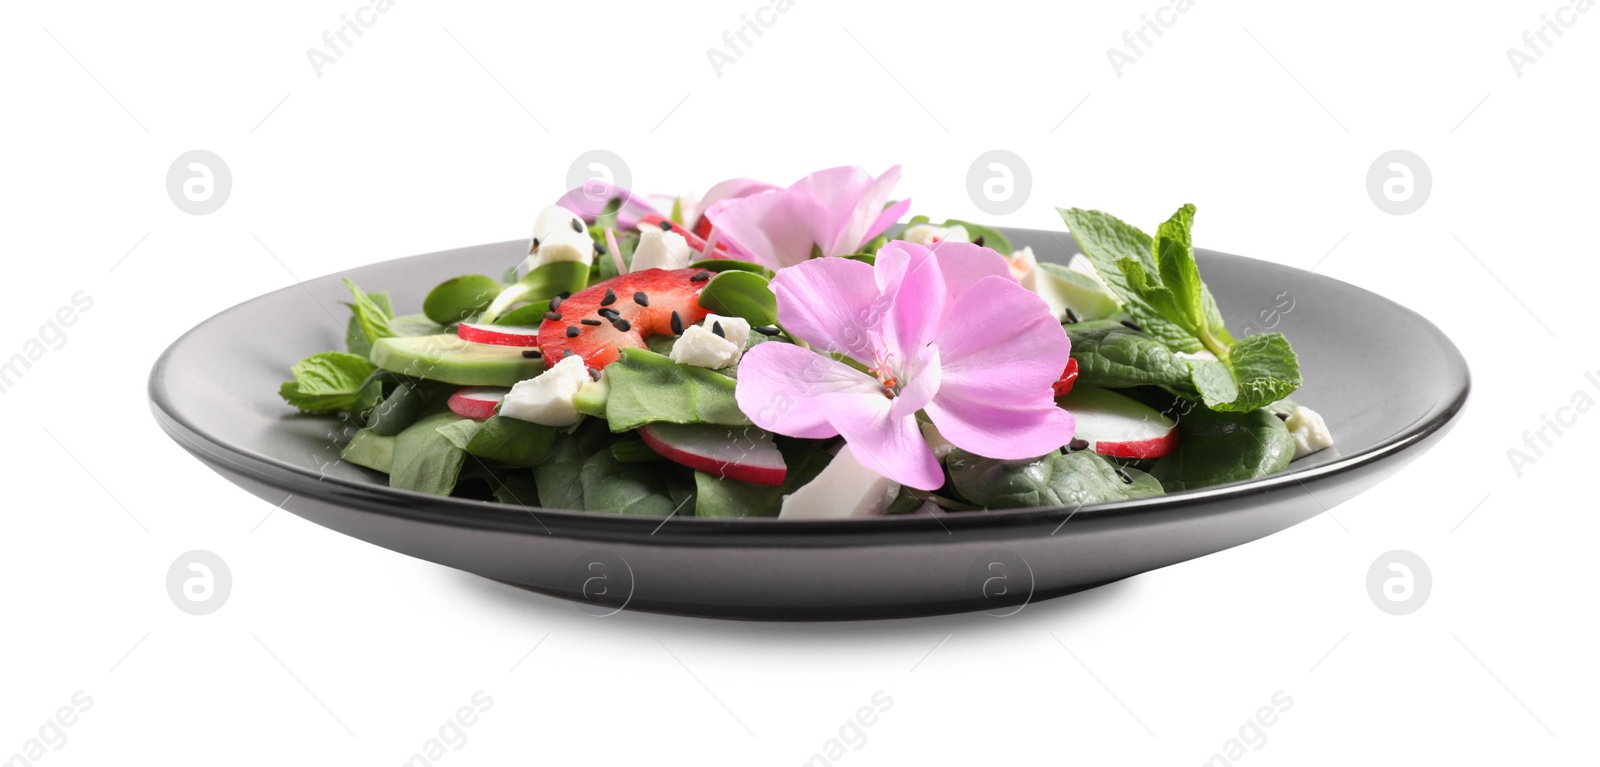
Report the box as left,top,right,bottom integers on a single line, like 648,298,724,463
537,268,711,370
1052,358,1080,398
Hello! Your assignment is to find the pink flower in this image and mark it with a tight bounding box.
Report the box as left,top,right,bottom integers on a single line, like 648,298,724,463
705,165,912,270
558,178,778,234
735,241,1076,491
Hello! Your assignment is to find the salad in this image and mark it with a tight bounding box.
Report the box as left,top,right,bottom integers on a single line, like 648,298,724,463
277,165,1333,519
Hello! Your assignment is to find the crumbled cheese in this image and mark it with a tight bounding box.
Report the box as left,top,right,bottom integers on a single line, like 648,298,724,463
902,223,970,246
1285,405,1334,459
779,445,901,519
499,354,590,426
668,314,749,370
630,227,694,272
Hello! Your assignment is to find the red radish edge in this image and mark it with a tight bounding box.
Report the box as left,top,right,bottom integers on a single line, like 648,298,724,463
1062,387,1179,460
458,322,542,347
639,214,729,255
637,424,786,486
448,387,508,421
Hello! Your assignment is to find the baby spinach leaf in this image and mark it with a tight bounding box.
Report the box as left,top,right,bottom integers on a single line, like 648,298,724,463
535,419,620,510
278,351,378,413
578,449,683,516
604,348,751,431
1150,407,1294,492
1066,320,1192,390
365,381,427,436
465,416,558,467
940,218,1012,255
687,258,774,278
390,411,471,496
423,274,502,325
434,418,484,450
340,428,395,474
692,441,833,518
697,270,779,327
484,261,591,322
947,449,1164,509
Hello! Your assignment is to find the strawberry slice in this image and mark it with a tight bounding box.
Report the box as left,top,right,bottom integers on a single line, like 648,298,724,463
638,214,730,256
537,268,711,370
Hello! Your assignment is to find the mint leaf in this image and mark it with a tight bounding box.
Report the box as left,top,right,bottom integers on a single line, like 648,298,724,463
1210,332,1302,412
1153,204,1204,331
278,351,378,413
1060,205,1298,411
343,278,393,353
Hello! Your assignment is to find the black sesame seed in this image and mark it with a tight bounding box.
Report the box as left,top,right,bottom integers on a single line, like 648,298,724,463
594,242,608,255
690,270,711,282
633,291,649,306
521,349,543,359
1067,438,1089,452
611,319,632,332
711,320,725,338
565,326,580,338
588,367,602,381
562,349,575,359
1115,467,1133,484
1275,411,1290,421
659,220,674,231
558,291,571,299
549,295,564,311
973,235,985,248
754,325,781,336
1063,308,1079,324
581,318,603,326
570,219,584,233
600,288,616,306
1119,319,1143,332
1059,445,1070,455
544,311,563,322
597,307,621,320
670,311,684,334
530,237,540,251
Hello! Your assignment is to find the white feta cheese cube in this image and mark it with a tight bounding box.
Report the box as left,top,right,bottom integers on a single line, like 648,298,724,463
630,227,694,272
499,353,590,427
669,325,743,370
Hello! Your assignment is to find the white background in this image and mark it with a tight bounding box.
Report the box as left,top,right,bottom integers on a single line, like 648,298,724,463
1,0,1594,764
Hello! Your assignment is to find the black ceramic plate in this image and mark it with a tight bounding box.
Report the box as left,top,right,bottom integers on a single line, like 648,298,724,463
150,228,1469,620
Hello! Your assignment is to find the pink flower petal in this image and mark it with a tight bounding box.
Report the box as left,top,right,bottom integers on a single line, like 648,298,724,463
924,395,1076,460
555,183,661,230
693,178,779,226
770,257,885,359
930,241,1016,303
933,275,1072,397
735,342,882,439
864,198,913,248
816,389,945,491
704,190,829,269
890,346,941,421
881,243,945,361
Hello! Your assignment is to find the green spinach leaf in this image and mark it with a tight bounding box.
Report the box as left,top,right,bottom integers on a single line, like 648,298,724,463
1150,407,1294,491
947,449,1164,509
390,411,472,496
604,348,751,431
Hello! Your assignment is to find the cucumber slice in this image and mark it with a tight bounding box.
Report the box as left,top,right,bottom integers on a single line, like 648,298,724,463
370,335,545,387
341,429,395,473
1036,262,1122,321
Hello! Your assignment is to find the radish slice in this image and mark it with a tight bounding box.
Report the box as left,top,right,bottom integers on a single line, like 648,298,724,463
458,322,542,347
637,422,786,486
1060,387,1178,459
448,387,509,420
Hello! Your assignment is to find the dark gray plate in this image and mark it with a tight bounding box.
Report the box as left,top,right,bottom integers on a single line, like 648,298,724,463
149,228,1469,620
